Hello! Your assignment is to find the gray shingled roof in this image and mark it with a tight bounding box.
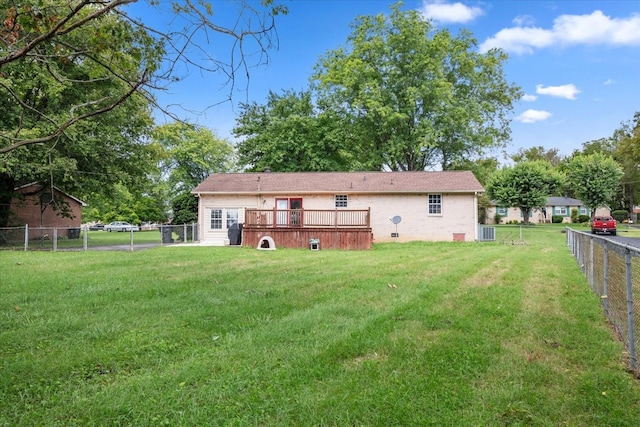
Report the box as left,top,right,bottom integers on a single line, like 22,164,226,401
192,171,484,194
546,197,583,206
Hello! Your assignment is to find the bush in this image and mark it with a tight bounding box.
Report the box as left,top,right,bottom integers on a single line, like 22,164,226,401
578,215,590,223
571,208,579,223
612,210,628,223
552,215,564,223
494,213,503,224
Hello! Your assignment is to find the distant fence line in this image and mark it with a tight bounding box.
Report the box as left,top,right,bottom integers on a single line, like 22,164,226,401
0,224,199,252
566,227,639,374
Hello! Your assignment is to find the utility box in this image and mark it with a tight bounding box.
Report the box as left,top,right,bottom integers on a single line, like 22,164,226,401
309,238,320,251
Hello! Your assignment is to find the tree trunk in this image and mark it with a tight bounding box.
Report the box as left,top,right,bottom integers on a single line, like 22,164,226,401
0,174,16,228
521,207,530,225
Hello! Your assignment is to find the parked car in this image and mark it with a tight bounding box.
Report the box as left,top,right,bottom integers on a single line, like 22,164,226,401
591,216,617,236
89,223,105,231
104,221,140,232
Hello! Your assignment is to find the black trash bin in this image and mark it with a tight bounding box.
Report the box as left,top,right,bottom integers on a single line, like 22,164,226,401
68,228,81,239
228,223,241,245
161,226,174,243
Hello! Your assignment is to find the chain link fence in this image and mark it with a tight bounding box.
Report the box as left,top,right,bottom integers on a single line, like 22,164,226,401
0,224,199,252
566,227,639,374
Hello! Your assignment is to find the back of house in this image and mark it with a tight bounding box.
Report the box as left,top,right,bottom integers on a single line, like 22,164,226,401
192,171,484,249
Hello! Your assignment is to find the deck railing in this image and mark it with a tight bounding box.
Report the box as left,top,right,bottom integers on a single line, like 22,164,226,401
244,208,370,228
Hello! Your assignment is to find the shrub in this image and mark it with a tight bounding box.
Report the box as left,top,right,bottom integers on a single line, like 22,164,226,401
578,215,590,223
571,208,579,223
612,210,628,223
494,213,503,224
552,215,564,223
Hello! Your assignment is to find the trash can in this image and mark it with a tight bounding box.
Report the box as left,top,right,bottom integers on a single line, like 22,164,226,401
161,227,174,243
309,238,320,251
68,227,81,239
228,223,241,245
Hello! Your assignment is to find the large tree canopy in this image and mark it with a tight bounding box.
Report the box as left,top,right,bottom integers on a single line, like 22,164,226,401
233,90,358,172
487,161,564,225
614,112,640,211
153,122,235,195
0,0,287,153
0,0,286,227
511,146,563,167
312,3,521,171
566,152,624,218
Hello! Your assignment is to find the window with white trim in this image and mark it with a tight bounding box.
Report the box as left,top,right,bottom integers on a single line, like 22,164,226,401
497,207,508,215
555,206,568,215
335,194,348,208
428,194,442,215
210,209,223,229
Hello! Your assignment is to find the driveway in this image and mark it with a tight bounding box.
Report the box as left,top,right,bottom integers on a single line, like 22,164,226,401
591,232,640,251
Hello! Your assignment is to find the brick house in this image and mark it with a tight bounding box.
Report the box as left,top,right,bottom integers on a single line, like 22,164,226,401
9,182,86,228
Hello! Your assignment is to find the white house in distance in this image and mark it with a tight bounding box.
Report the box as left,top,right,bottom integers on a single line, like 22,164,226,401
486,196,607,224
191,171,484,249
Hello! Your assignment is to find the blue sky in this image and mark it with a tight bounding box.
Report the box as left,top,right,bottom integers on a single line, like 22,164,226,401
130,1,640,162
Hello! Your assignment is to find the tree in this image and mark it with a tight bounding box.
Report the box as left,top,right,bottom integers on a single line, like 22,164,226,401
0,0,286,226
614,112,640,212
171,190,198,225
233,90,358,172
566,153,624,219
0,0,287,154
153,122,235,195
487,161,564,225
312,3,521,171
511,146,563,167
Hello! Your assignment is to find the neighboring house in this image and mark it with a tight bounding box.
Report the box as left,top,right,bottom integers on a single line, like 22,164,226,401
9,182,86,229
487,196,606,224
191,171,484,249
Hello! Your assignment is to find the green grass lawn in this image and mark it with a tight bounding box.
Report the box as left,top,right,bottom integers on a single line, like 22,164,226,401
2,225,640,425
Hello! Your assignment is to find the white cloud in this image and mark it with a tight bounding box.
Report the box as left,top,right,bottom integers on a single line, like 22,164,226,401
480,10,640,54
536,84,581,100
512,15,536,27
515,109,552,123
604,79,616,85
521,94,538,102
419,0,484,24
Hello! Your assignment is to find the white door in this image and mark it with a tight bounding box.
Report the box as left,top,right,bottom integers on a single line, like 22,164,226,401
276,199,288,226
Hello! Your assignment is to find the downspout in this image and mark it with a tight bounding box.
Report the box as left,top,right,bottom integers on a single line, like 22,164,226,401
474,192,479,241
195,193,202,241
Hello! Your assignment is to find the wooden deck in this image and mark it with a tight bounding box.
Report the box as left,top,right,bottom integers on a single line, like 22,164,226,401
243,208,372,250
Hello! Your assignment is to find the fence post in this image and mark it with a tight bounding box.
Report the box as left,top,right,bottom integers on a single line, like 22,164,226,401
589,237,594,289
130,229,134,252
625,248,637,371
53,227,58,252
603,241,609,313
184,223,187,242
24,224,28,251
83,225,88,251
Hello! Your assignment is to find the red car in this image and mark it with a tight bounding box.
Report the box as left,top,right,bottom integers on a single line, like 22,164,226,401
590,216,617,236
